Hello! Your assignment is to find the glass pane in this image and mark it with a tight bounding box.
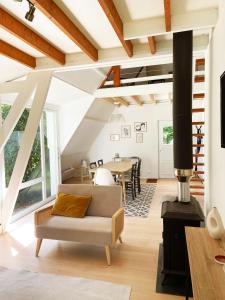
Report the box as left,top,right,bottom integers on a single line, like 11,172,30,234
22,127,41,182
163,126,173,144
1,104,11,120
3,106,29,186
44,111,58,197
13,182,43,215
43,112,51,197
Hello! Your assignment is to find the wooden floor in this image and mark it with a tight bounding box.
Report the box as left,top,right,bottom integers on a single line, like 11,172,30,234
0,179,190,300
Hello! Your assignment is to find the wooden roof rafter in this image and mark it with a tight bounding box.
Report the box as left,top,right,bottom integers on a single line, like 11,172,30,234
132,96,143,106
113,97,129,106
145,0,170,58
0,7,65,65
31,0,98,61
164,0,171,32
99,65,121,88
0,40,36,68
98,0,133,57
147,36,156,54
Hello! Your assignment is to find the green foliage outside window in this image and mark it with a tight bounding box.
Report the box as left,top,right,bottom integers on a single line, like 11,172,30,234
1,105,53,216
163,126,173,144
1,104,41,186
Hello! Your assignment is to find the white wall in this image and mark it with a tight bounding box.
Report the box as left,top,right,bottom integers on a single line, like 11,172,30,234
61,99,114,170
88,102,172,178
209,0,225,225
58,95,94,153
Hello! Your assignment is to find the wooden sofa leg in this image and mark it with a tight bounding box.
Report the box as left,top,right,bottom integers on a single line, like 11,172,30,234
105,245,111,266
36,238,43,257
119,236,123,244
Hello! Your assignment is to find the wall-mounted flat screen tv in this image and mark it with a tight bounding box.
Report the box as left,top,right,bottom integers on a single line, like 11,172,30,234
221,71,225,148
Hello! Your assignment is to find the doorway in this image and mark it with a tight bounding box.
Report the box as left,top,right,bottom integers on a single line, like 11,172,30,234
158,120,174,178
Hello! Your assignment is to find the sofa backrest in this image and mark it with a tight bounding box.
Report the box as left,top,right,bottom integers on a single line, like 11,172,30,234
58,184,122,217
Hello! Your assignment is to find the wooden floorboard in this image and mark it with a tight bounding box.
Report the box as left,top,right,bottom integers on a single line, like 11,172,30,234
0,179,190,300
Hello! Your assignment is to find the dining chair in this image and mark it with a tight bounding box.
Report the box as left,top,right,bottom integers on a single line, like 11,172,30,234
94,168,116,186
124,163,137,200
97,159,104,167
89,162,97,169
89,162,97,180
134,159,142,194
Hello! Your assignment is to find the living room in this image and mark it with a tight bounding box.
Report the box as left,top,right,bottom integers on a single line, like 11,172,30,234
0,0,225,299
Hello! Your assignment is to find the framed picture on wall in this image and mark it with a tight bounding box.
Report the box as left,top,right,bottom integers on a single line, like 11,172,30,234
121,125,131,138
136,132,143,143
110,134,120,141
134,122,147,132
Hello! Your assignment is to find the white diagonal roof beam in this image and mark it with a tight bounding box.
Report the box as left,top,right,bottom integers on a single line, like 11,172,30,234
2,71,52,230
0,75,37,154
124,9,218,40
0,80,31,94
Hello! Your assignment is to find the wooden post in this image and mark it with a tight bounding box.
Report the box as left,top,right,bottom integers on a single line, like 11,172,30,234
113,66,120,87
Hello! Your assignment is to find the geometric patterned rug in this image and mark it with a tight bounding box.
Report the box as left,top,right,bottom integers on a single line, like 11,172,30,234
124,183,156,217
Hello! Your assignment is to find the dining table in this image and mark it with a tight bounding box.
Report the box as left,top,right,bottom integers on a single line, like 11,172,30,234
90,160,133,202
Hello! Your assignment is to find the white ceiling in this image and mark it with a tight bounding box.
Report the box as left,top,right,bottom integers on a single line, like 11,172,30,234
0,0,81,53
0,0,220,82
0,28,44,57
53,0,121,49
0,55,30,82
114,0,218,21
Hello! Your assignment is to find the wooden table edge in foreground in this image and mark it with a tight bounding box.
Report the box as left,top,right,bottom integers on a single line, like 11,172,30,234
185,226,225,300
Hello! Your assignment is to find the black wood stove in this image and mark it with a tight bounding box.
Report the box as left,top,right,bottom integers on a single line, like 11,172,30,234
161,197,204,281
156,30,205,297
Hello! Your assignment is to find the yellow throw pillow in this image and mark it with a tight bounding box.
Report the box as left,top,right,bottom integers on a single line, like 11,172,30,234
51,192,92,218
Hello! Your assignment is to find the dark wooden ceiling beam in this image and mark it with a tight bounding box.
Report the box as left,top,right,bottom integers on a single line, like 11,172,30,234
164,0,171,32
0,40,36,68
113,66,120,87
147,36,156,54
99,67,114,88
31,0,98,61
0,7,65,65
98,0,133,57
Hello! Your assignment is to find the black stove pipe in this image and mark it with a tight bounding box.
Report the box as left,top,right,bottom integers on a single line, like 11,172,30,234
173,31,193,202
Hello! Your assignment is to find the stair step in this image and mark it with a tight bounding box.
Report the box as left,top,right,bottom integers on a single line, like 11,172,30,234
193,93,205,99
192,133,205,137
192,108,205,113
194,75,205,83
192,121,205,125
193,163,204,166
191,178,204,182
191,192,205,196
190,185,204,189
193,154,204,157
193,144,204,147
196,58,205,66
193,171,204,174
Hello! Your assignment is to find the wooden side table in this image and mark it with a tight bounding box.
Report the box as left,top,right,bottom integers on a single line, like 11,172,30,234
185,227,225,300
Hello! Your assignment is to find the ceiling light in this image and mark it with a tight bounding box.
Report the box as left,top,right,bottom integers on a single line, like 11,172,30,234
108,106,125,123
14,0,23,2
25,0,35,22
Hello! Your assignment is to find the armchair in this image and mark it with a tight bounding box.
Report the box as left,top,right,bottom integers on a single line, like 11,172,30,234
34,184,124,265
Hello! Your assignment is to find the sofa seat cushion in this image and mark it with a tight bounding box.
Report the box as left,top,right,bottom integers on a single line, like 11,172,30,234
35,216,112,245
